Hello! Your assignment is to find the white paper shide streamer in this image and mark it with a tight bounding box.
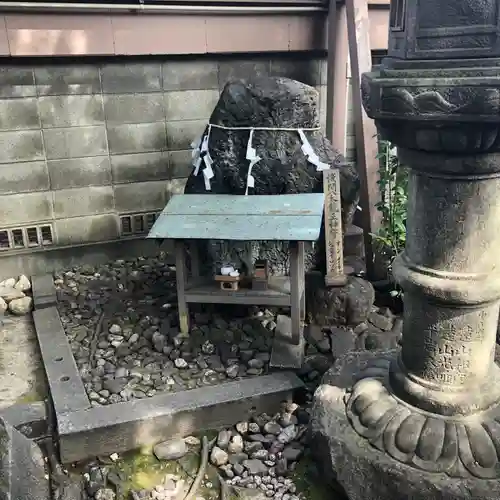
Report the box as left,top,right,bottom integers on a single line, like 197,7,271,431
298,129,329,171
191,123,329,193
245,129,261,195
191,125,214,190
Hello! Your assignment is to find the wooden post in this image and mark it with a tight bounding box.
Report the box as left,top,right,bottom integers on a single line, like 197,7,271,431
326,1,349,155
174,240,190,336
323,168,348,286
345,0,383,279
289,241,304,346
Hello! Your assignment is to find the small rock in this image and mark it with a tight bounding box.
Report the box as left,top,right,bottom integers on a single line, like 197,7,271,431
235,422,248,434
277,426,296,444
275,458,288,476
226,364,239,379
184,436,201,446
8,296,32,315
217,430,231,450
0,278,15,288
248,422,260,434
95,488,116,500
282,445,303,462
174,358,188,369
263,422,281,435
210,446,229,466
201,340,215,355
368,311,393,331
233,463,245,476
14,275,31,292
0,297,7,315
103,378,128,395
0,286,25,303
109,324,122,335
228,435,244,454
154,438,188,460
243,459,268,476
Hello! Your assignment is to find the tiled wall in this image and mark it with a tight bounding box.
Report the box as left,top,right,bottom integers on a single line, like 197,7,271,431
0,53,342,255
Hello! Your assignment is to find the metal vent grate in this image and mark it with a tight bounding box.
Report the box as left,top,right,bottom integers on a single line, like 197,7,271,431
0,224,54,251
120,212,160,237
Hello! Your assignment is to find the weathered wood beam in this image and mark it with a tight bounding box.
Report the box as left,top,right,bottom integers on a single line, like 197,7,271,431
345,0,383,278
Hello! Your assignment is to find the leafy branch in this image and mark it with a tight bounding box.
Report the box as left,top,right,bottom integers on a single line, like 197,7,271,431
371,139,408,296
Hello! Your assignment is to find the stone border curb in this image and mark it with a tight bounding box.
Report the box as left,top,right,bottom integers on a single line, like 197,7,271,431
31,274,304,464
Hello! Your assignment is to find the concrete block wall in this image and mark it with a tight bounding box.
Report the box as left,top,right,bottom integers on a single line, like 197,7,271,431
0,53,330,259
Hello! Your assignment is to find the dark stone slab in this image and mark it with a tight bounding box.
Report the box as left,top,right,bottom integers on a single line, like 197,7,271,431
0,415,50,500
32,274,57,310
32,307,90,415
0,401,48,441
58,372,303,463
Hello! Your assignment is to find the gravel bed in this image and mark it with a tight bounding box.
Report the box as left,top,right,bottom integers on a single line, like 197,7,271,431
55,257,285,406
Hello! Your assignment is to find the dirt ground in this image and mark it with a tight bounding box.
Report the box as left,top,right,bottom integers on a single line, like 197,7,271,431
0,315,47,408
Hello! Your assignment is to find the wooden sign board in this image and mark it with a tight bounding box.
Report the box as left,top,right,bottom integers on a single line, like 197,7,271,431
323,168,348,286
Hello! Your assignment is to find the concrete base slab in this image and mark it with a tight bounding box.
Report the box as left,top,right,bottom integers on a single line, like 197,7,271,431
58,372,303,463
270,336,305,369
270,314,304,369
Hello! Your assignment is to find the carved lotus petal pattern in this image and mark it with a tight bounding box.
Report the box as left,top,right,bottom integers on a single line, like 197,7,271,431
345,359,500,479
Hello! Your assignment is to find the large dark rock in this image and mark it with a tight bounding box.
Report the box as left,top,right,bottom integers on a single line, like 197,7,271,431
305,272,375,327
184,77,360,275
0,416,50,500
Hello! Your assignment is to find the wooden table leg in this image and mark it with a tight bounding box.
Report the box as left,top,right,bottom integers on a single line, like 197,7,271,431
299,242,306,321
175,240,190,336
289,241,303,345
188,241,200,279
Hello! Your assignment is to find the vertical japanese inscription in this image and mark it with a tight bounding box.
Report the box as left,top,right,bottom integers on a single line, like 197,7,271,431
323,169,344,281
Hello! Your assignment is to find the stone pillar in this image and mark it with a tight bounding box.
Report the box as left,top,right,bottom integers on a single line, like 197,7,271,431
310,0,500,497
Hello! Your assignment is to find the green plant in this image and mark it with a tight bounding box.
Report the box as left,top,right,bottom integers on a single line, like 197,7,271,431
372,139,408,294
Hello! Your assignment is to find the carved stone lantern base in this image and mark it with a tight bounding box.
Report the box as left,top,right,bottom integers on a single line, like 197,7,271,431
310,351,500,500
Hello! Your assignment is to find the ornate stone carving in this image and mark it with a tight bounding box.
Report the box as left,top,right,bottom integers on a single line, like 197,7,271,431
345,354,500,479
361,66,500,153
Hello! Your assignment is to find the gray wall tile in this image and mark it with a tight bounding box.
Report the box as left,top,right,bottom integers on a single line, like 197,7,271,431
107,122,167,155
162,60,219,91
34,66,101,96
55,214,119,245
53,186,114,218
0,99,40,131
0,130,44,163
218,59,270,88
48,157,112,190
43,126,108,160
269,57,322,87
0,191,53,226
166,120,206,150
0,68,36,98
114,181,167,213
169,150,193,179
164,90,219,121
104,94,165,124
38,95,104,128
111,152,170,184
100,63,162,94
165,178,188,199
0,161,49,195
